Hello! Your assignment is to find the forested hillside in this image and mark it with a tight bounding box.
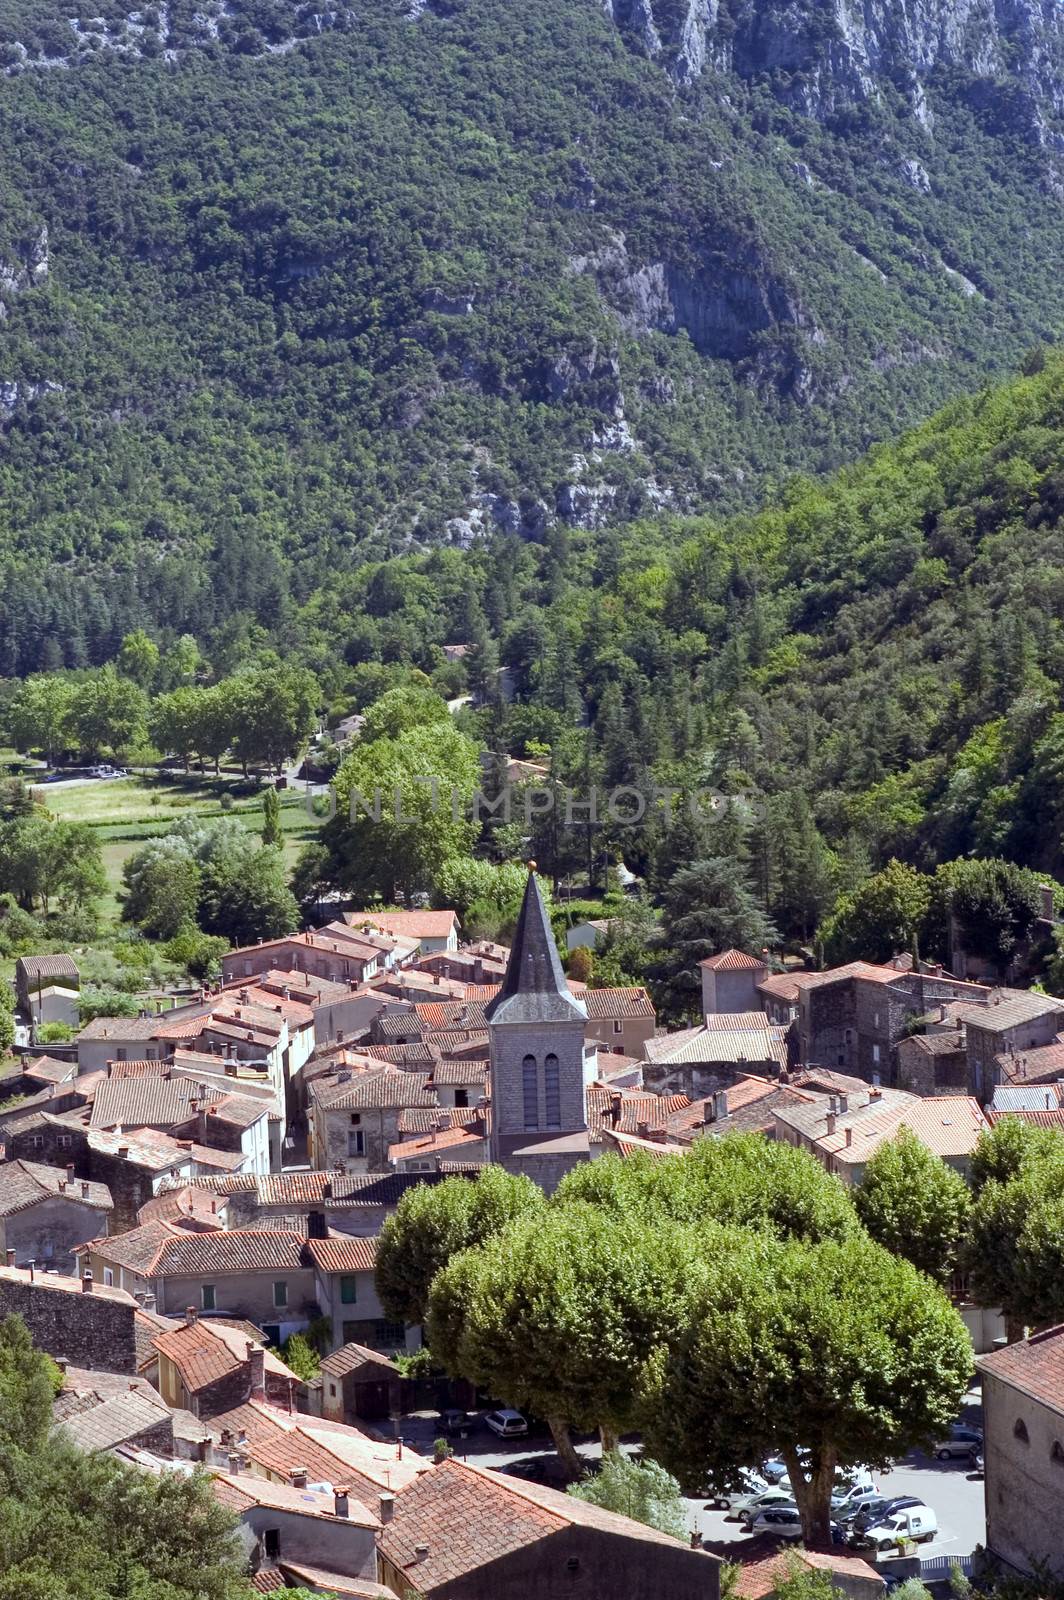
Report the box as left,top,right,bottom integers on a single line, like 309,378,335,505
1,0,1063,669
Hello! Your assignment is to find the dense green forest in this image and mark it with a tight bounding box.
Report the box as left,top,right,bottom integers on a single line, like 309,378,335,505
1,0,1063,671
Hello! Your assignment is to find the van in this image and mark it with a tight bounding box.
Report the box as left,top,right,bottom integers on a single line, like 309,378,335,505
860,1505,937,1550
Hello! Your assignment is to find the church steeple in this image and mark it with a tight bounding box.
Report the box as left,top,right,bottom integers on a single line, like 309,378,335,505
485,866,587,1027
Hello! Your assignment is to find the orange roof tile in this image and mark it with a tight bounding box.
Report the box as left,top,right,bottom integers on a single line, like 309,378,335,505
699,949,767,971
978,1324,1064,1418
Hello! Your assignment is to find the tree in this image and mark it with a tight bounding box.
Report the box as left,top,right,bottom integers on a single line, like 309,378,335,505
231,661,318,773
926,858,1047,975
641,1231,973,1543
261,785,282,847
660,857,777,1012
0,815,105,914
66,669,149,759
116,630,160,690
150,688,205,769
199,842,298,945
7,676,73,767
967,1119,1064,1337
818,859,932,966
854,1128,971,1282
427,1206,703,1476
568,1451,688,1539
122,837,202,940
376,1166,544,1326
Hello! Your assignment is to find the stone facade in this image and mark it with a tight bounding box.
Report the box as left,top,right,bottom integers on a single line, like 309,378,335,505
700,961,766,1016
800,971,988,1085
979,1335,1064,1577
0,1191,112,1274
0,1265,138,1373
896,1033,968,1097
965,1005,1064,1106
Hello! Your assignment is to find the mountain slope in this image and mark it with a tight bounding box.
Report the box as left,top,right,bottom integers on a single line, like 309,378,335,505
0,0,1062,668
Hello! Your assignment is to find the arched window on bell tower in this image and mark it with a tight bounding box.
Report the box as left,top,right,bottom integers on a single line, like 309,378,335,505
522,1054,538,1129
544,1053,561,1130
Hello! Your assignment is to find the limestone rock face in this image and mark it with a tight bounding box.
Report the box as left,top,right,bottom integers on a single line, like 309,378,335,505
602,0,1064,126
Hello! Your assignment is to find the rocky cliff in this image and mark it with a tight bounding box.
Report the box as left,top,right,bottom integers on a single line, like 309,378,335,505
603,0,1064,131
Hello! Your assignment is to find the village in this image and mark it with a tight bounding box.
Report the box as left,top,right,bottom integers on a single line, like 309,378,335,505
0,863,1062,1599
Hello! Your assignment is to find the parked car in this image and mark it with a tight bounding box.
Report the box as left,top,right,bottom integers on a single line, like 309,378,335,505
484,1408,528,1438
739,1488,801,1526
850,1496,923,1537
970,1452,984,1478
830,1483,881,1519
933,1424,983,1460
706,1470,769,1512
858,1506,938,1551
441,1409,477,1436
747,1506,805,1540
761,1458,789,1484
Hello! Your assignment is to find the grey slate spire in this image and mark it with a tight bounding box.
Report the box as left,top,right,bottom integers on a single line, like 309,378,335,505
484,867,587,1026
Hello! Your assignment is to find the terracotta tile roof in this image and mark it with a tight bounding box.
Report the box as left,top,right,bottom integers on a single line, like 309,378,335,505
305,1236,379,1274
315,1070,437,1112
581,986,655,1019
389,1125,488,1162
90,1077,223,1129
277,1563,385,1598
959,990,1064,1032
997,1039,1064,1085
107,1058,171,1078
346,910,459,940
978,1324,1064,1417
776,1091,987,1164
210,1399,426,1500
0,1262,135,1305
585,1086,691,1140
398,1106,484,1136
319,1342,400,1379
645,1025,787,1067
211,1470,377,1528
19,1055,78,1086
249,1570,286,1594
361,1042,436,1069
699,949,767,971
799,961,910,989
0,1159,112,1217
57,1388,172,1453
152,1230,312,1277
78,1015,175,1041
601,1129,684,1160
18,954,79,984
703,1011,779,1031
153,1317,295,1393
413,999,489,1034
379,1458,692,1592
757,971,820,1003
428,1058,489,1086
83,1218,189,1274
988,1108,1064,1129
730,1540,883,1599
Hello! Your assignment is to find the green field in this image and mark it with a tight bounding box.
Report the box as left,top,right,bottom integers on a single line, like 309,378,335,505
38,775,324,930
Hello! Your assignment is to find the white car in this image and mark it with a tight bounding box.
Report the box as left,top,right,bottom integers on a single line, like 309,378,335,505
860,1506,937,1550
747,1505,804,1539
738,1486,800,1524
707,1470,768,1512
484,1408,528,1438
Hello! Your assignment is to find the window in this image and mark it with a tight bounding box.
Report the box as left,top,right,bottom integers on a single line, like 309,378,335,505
872,1044,881,1064
116,1049,127,1062
1014,1418,1030,1443
348,1130,365,1157
201,1284,216,1311
874,1011,880,1029
1052,1441,1064,1466
264,1530,280,1561
29,1136,42,1150
612,1019,623,1035
544,1053,561,1130
522,1054,538,1129
103,1268,114,1287
349,1113,361,1126
57,1134,72,1149
329,1382,338,1398
273,1280,288,1308
454,1089,468,1109
340,1275,358,1304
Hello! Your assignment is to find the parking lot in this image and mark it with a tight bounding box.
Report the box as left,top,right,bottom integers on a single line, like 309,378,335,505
397,1393,987,1565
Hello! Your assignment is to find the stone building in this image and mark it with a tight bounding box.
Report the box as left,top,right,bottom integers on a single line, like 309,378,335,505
895,1031,968,1096
0,1260,139,1373
308,1068,438,1173
319,1342,404,1425
0,1159,112,1271
212,1470,380,1591
978,1326,1064,1578
700,949,768,1017
485,869,591,1193
154,1307,298,1418
956,990,1064,1106
798,963,991,1085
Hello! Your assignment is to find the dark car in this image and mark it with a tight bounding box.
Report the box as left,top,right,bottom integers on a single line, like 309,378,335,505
441,1409,477,1436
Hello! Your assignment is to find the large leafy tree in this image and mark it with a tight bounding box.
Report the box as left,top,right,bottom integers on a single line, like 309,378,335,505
854,1127,972,1283
818,858,931,966
426,1206,702,1475
376,1166,544,1326
641,1231,972,1543
660,856,777,1011
967,1119,1064,1338
925,857,1048,974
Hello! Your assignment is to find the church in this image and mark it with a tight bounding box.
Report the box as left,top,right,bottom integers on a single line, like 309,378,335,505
484,867,595,1192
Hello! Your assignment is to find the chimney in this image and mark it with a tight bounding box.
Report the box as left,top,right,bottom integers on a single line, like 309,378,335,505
838,1093,848,1114
636,1120,650,1138
80,1181,90,1199
714,1089,729,1123
869,1085,882,1101
58,1179,66,1194
186,1306,198,1325
379,1491,395,1524
247,1343,266,1400
1040,884,1055,921
290,1468,308,1489
414,1545,430,1563
308,1209,327,1240
142,1292,156,1311
845,1128,853,1148
82,1269,94,1293
228,1452,242,1476
333,1487,350,1518
118,1145,129,1158
27,1260,34,1281
826,1113,837,1136
4,1250,14,1268
65,1163,75,1183
703,1098,716,1126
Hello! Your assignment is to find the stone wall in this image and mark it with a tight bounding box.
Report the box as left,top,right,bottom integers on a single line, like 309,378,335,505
0,1193,111,1273
0,1265,138,1373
